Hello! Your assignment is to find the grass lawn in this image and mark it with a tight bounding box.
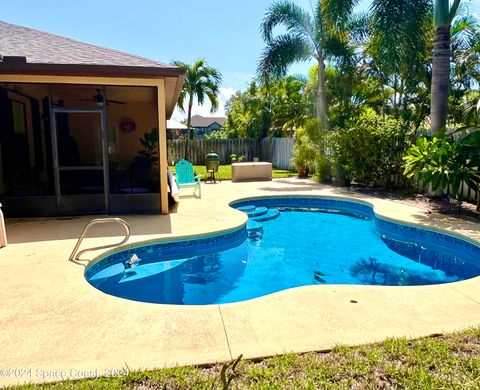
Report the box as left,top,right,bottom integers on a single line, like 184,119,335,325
170,165,298,181
12,328,480,389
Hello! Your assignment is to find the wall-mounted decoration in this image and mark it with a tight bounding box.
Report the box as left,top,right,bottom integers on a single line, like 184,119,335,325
119,118,136,133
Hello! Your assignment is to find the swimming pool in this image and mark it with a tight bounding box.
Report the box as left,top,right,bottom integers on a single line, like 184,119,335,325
85,197,480,305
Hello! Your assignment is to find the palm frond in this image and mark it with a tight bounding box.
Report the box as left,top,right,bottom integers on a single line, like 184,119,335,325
347,12,371,47
370,0,432,77
176,90,186,112
452,14,479,51
323,35,355,68
321,0,359,27
205,90,220,112
257,34,313,80
260,0,314,43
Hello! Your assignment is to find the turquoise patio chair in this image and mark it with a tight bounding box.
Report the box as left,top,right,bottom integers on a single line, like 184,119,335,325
175,160,202,198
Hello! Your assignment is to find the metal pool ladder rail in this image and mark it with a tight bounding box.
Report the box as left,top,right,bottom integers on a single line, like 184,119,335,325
69,218,131,261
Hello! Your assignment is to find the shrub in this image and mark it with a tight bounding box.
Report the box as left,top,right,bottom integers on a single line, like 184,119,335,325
292,119,332,180
230,153,246,163
403,131,480,199
334,110,411,188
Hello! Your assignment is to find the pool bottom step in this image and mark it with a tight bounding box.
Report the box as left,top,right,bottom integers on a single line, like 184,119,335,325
246,206,268,217
246,219,263,240
252,209,280,222
238,205,280,241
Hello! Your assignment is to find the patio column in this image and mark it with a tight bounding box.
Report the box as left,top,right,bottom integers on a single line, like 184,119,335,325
156,80,169,214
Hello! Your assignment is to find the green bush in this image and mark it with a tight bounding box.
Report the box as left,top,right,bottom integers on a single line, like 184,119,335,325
403,131,480,199
292,124,317,178
230,153,246,163
334,110,411,188
292,119,332,180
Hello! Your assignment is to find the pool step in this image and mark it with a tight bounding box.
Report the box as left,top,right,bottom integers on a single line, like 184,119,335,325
252,209,280,222
246,219,263,232
246,206,268,217
237,205,269,217
236,205,280,240
237,205,256,213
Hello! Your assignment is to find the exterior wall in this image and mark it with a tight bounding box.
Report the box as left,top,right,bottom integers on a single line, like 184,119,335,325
194,122,223,139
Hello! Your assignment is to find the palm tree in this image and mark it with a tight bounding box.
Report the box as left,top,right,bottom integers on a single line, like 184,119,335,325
257,0,359,131
172,59,222,159
430,0,462,133
369,0,432,119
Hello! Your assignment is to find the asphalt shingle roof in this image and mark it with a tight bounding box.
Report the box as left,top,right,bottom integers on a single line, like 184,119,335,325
0,20,172,68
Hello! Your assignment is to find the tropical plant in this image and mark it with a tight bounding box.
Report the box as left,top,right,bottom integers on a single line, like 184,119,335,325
430,0,462,133
451,12,480,92
230,153,246,163
131,128,159,170
368,0,433,121
258,0,361,130
172,59,222,159
292,118,333,180
292,121,320,178
403,130,480,200
460,129,480,209
204,128,229,140
450,12,480,124
222,83,272,139
334,109,411,187
462,95,480,126
222,76,311,139
129,128,160,191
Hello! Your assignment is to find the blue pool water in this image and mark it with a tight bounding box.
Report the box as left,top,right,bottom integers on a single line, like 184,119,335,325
85,197,480,305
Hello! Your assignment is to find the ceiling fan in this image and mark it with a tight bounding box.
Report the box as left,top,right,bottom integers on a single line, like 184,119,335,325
77,88,126,105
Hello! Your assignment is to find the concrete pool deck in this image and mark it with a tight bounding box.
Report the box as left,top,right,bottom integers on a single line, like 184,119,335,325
0,178,479,386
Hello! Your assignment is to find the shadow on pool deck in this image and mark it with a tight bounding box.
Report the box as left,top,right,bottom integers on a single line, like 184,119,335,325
407,211,480,241
4,214,173,244
257,180,331,192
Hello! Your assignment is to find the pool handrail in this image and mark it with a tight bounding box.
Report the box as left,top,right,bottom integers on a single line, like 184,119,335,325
69,218,130,261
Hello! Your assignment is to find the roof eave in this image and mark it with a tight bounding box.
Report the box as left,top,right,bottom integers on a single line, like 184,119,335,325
0,62,186,78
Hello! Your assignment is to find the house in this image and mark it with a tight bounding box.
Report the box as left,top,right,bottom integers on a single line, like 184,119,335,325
190,115,226,138
0,20,185,216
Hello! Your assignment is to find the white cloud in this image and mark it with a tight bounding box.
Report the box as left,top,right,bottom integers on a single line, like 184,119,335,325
172,87,236,122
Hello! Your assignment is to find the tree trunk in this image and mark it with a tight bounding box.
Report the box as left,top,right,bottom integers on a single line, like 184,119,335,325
316,57,329,131
430,25,451,134
184,95,193,160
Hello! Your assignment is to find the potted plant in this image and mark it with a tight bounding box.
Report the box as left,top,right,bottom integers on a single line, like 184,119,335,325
129,128,160,191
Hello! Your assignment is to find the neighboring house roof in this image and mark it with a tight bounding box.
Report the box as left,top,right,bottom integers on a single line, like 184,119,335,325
190,115,226,128
167,119,188,130
0,20,185,118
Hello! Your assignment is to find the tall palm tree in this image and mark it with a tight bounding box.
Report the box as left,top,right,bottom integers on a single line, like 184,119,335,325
430,0,461,133
369,0,432,119
258,0,359,131
172,59,222,159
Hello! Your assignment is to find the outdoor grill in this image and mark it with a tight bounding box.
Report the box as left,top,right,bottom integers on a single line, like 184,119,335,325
205,151,220,183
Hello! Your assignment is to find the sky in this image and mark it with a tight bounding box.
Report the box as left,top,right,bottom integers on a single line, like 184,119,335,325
1,0,479,121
